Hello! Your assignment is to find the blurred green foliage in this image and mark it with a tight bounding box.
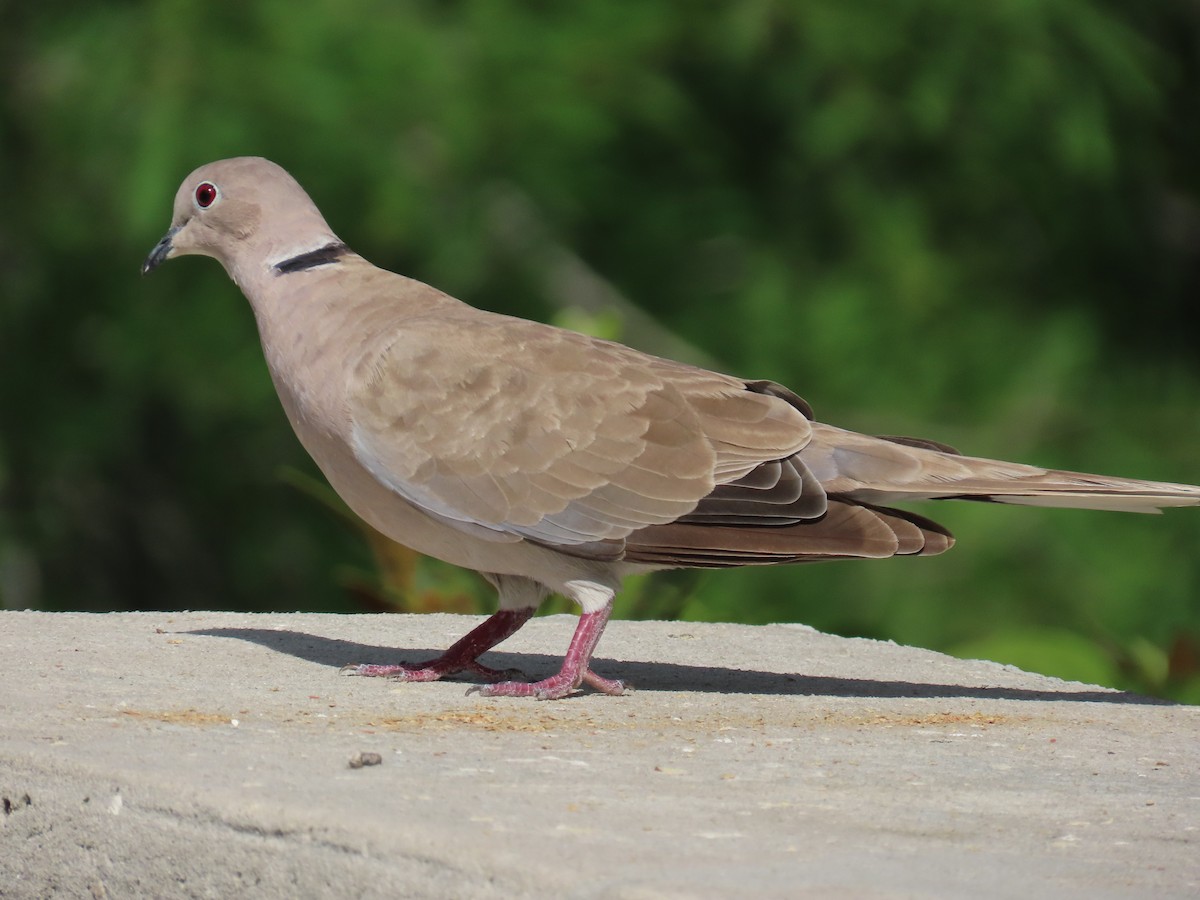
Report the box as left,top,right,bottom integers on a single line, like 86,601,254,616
2,1,1198,699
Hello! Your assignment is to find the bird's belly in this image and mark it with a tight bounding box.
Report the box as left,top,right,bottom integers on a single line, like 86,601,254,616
291,414,623,594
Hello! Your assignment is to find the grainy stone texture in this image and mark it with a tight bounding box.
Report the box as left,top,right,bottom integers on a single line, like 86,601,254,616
1,610,1196,899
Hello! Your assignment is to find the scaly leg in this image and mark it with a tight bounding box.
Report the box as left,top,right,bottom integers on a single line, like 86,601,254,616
469,597,625,700
342,607,534,682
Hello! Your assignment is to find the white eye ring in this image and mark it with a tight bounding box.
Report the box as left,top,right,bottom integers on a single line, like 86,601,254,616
194,182,220,209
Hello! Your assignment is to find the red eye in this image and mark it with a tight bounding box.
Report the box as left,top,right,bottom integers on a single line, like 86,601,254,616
195,182,218,208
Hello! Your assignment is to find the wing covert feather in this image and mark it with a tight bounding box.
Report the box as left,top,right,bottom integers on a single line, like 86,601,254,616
347,311,818,546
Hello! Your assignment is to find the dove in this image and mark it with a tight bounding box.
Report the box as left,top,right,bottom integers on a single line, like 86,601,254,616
143,157,1200,699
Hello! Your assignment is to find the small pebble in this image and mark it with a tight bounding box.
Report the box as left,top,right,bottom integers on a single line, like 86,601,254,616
348,751,383,769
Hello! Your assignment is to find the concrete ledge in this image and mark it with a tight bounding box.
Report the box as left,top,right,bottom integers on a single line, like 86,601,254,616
1,611,1197,898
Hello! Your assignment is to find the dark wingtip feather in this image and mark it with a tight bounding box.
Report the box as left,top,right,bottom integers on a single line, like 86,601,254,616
623,499,954,568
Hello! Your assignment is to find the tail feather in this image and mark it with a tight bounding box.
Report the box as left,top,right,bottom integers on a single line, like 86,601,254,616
950,488,1197,514
807,424,1200,514
620,418,1196,571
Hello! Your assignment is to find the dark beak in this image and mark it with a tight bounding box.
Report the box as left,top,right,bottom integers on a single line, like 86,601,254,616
142,226,178,275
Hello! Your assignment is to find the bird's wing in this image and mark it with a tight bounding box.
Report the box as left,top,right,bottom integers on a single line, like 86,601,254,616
346,308,817,553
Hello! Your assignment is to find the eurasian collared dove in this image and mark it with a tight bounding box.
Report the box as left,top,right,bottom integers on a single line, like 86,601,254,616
143,157,1200,699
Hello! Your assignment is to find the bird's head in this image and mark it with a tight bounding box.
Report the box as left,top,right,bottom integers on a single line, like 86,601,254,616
142,156,340,286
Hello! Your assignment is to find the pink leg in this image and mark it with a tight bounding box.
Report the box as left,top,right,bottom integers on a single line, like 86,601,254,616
468,600,625,700
342,607,534,683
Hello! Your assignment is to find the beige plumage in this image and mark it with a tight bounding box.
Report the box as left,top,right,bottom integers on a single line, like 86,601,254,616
143,157,1200,699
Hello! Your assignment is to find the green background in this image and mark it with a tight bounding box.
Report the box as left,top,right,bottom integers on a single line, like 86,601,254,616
3,1,1199,700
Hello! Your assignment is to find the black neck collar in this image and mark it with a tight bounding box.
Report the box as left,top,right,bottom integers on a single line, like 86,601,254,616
272,242,349,275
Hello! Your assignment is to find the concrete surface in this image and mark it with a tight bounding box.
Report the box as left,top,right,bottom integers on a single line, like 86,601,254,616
0,610,1197,899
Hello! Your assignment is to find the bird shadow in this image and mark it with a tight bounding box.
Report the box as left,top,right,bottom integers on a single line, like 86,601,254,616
185,626,1173,706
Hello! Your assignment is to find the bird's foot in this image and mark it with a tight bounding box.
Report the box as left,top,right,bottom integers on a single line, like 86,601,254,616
467,603,625,699
341,659,524,683
340,607,536,683
467,667,626,701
